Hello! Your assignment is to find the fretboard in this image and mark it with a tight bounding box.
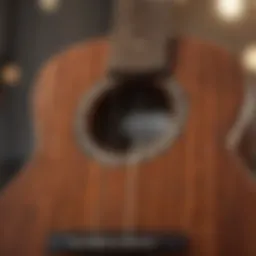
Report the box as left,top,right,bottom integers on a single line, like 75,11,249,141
109,0,172,74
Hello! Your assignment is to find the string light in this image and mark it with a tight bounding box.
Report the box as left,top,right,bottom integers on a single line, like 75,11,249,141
1,63,22,86
216,0,245,22
38,0,61,14
242,45,256,73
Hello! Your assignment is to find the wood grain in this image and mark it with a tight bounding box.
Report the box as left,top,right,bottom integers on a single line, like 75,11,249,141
0,37,255,256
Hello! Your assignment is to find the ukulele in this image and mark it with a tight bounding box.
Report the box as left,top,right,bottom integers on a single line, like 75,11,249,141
1,1,256,255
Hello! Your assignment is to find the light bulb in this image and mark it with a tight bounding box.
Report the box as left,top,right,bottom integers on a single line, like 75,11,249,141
242,45,256,73
38,0,61,14
216,0,245,22
1,63,22,86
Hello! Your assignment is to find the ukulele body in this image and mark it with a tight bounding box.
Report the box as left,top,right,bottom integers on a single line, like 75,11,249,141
0,38,256,256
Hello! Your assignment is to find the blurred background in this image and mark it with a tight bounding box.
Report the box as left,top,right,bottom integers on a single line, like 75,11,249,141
0,0,113,188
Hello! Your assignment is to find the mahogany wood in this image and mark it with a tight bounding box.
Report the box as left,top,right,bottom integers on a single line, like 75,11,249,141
0,38,255,256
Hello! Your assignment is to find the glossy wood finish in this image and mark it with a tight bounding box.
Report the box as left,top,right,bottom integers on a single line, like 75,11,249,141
0,38,256,256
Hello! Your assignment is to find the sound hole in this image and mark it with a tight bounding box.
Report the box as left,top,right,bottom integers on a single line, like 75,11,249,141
87,76,173,155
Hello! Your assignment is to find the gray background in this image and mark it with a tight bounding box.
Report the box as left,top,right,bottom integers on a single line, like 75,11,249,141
0,0,112,160
0,0,112,186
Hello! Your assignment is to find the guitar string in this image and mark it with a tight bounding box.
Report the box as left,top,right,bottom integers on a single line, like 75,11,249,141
87,156,106,233
94,0,143,237
122,148,140,235
93,88,122,240
96,161,107,232
121,0,143,236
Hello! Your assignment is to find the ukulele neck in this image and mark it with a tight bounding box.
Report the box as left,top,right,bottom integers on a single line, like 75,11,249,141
109,0,172,74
